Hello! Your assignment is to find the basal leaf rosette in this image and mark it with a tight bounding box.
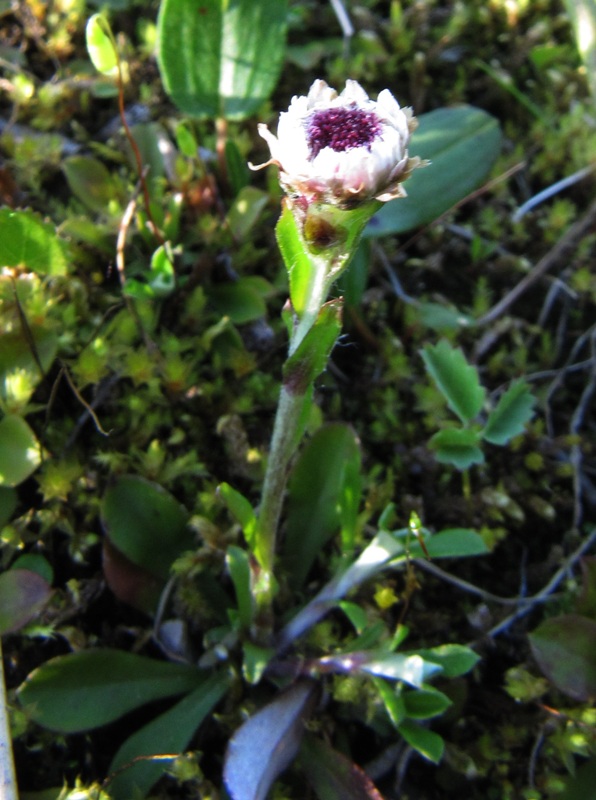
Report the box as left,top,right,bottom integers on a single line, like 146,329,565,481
254,79,420,209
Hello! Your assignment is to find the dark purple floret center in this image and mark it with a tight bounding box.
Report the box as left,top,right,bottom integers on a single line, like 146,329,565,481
306,106,381,159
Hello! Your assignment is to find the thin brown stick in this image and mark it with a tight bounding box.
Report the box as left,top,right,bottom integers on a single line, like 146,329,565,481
413,558,536,606
11,278,46,381
395,161,526,255
475,197,596,326
115,54,164,246
412,529,596,640
569,330,596,528
60,363,111,437
116,188,164,370
483,527,596,639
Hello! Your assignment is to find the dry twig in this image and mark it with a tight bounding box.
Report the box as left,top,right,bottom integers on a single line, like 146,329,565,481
476,197,596,326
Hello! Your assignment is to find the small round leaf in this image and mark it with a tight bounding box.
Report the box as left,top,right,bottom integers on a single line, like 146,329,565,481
86,14,118,76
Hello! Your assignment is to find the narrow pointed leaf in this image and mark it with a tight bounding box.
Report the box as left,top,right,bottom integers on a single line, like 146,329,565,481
226,545,254,629
577,557,596,618
371,677,407,728
101,475,192,581
218,482,257,549
316,651,442,687
283,424,361,588
283,300,342,395
17,650,204,732
563,0,596,102
416,644,480,678
0,487,17,528
360,653,442,687
397,719,444,763
276,531,409,652
107,671,230,800
365,106,501,237
529,614,596,701
276,202,318,316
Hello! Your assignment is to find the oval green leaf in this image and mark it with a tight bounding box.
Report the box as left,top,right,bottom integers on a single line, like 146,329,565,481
365,106,502,237
157,0,288,120
0,208,68,275
209,278,267,324
0,570,52,635
101,475,193,580
409,528,489,559
17,649,204,733
86,14,118,76
226,186,269,241
10,554,54,584
416,644,480,678
402,688,452,720
529,614,596,701
62,156,123,215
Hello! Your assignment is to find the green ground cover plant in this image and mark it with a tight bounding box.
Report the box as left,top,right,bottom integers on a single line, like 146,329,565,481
1,1,595,798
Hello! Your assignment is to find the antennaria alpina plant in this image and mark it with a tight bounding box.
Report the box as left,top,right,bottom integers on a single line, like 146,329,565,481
14,1,581,796
247,79,422,612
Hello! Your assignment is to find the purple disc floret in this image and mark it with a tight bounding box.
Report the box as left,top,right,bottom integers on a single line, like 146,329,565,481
253,79,421,206
306,106,382,159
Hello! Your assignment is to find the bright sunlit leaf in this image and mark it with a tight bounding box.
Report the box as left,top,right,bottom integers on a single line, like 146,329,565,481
86,14,119,77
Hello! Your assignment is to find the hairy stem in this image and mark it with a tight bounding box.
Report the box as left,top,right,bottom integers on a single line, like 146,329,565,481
256,259,332,579
257,385,306,575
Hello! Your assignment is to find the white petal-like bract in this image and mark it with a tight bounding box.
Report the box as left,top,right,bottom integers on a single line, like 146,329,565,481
255,79,420,207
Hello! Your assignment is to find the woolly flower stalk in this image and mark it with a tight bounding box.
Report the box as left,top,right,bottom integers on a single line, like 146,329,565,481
255,79,420,208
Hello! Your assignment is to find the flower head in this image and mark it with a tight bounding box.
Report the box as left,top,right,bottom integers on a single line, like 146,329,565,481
255,79,420,208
